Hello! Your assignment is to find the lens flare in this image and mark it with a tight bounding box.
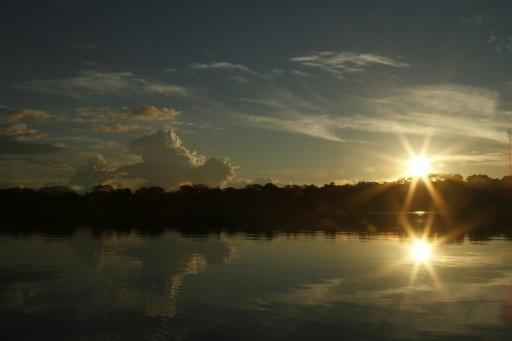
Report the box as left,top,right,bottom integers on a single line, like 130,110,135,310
408,156,431,177
411,240,432,263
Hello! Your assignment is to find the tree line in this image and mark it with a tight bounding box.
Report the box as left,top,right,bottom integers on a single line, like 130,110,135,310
1,173,512,233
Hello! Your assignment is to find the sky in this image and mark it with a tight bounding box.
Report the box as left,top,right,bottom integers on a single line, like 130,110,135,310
1,0,512,189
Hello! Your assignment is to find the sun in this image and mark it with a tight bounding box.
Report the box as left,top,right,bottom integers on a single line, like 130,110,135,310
411,240,432,263
408,156,431,177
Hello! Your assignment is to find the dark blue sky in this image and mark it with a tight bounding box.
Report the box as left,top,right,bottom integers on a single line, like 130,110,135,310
1,0,512,188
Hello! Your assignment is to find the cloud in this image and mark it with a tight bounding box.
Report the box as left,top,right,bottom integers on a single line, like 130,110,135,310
95,124,140,133
290,70,314,78
0,121,64,155
71,106,180,124
0,157,73,170
0,123,46,140
142,83,188,95
349,84,506,143
191,62,255,74
242,114,344,142
130,106,180,121
461,14,484,25
240,84,508,145
290,51,410,76
229,75,250,84
2,109,49,122
119,129,235,188
15,71,189,99
68,154,115,187
435,152,505,165
0,137,64,155
488,33,512,53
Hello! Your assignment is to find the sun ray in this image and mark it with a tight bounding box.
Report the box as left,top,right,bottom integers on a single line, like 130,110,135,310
420,134,432,156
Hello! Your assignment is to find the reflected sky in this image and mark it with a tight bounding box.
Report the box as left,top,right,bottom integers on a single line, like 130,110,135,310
1,229,512,340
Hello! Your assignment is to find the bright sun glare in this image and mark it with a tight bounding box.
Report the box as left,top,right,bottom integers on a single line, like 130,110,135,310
411,240,432,263
408,156,431,177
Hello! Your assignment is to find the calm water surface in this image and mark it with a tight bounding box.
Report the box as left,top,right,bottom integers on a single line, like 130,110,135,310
1,228,512,340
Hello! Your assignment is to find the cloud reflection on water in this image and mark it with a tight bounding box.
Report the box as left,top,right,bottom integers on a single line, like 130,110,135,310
1,230,512,339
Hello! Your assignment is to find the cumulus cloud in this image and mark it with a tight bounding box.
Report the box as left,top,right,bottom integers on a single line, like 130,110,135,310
15,71,189,99
191,62,255,74
119,129,235,188
290,51,410,76
68,154,115,188
3,109,49,122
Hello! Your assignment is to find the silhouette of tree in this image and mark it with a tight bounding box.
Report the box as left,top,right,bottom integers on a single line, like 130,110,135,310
1,175,512,234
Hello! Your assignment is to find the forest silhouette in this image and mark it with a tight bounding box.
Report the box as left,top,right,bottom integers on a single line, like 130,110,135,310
2,173,512,236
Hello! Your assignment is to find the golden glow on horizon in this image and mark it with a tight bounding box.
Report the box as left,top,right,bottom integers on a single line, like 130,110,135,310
411,240,432,263
407,156,431,178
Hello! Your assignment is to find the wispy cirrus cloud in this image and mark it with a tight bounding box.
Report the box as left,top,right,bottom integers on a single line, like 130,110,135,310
290,51,410,76
191,61,256,74
239,84,509,145
434,151,506,165
242,114,344,142
14,71,189,99
352,84,507,143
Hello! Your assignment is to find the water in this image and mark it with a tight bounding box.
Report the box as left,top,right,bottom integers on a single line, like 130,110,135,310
1,228,512,340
